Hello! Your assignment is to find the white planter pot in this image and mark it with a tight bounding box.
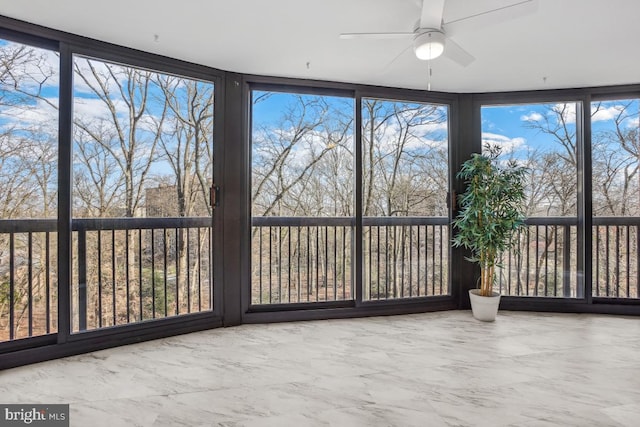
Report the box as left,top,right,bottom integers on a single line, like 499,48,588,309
468,289,501,322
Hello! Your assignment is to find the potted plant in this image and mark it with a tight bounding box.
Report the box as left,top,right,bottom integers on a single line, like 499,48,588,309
452,144,527,321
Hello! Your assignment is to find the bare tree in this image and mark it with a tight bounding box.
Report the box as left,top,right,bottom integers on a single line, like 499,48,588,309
362,99,448,217
0,42,58,339
521,103,578,216
73,59,166,217
252,94,353,217
599,101,640,215
361,99,448,298
154,75,214,217
153,75,214,307
0,42,56,109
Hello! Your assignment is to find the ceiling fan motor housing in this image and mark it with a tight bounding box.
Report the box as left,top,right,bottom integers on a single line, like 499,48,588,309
413,30,445,60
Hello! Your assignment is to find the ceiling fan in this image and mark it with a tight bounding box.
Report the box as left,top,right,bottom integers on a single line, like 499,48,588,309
339,0,538,67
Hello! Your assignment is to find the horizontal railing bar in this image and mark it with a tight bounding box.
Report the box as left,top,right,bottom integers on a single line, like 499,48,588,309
4,216,630,234
523,217,578,226
5,216,639,234
252,217,354,226
253,216,577,227
251,216,450,227
72,217,212,231
0,219,57,233
592,217,640,226
0,217,212,233
362,216,449,226
252,216,580,228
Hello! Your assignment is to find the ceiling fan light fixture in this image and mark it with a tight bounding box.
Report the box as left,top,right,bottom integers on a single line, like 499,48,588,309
414,31,445,60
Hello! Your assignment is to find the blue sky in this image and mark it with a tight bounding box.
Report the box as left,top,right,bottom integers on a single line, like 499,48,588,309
2,35,639,181
252,90,354,124
252,92,640,170
481,103,576,158
482,100,640,156
253,91,559,164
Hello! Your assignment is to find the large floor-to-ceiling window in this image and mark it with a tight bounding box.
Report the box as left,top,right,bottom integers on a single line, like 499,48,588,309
0,37,59,343
362,98,450,300
591,97,640,299
250,89,355,305
71,55,216,332
481,101,582,298
250,88,452,308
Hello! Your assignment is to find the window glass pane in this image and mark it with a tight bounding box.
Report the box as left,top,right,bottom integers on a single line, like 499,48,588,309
252,91,354,217
0,39,59,341
482,103,578,216
72,56,214,332
73,58,214,218
591,99,640,216
362,98,449,300
362,99,449,217
591,99,640,298
481,102,580,298
251,91,354,304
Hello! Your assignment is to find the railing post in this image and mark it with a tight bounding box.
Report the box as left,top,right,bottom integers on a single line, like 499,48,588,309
77,228,87,331
563,224,572,297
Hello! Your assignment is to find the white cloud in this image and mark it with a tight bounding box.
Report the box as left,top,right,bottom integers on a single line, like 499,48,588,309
591,104,640,128
0,98,58,132
72,56,203,98
73,97,129,122
253,125,354,170
414,138,448,149
1,40,60,90
413,120,448,134
72,57,126,96
481,132,526,154
551,103,577,124
592,105,625,122
367,117,448,154
520,112,543,121
526,103,637,126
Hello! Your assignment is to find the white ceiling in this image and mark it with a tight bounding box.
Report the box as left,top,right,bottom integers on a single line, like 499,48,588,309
1,0,639,93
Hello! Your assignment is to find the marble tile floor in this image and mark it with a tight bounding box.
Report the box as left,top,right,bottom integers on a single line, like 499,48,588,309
1,310,640,426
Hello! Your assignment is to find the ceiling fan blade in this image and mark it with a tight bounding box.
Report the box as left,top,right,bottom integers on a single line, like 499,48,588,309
420,0,446,29
381,45,413,75
443,38,475,67
443,0,538,37
339,32,414,40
